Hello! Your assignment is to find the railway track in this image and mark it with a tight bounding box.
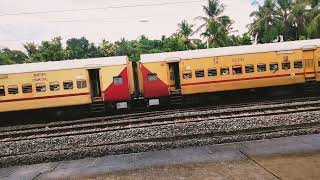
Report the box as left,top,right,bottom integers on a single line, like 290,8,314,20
2,96,320,167
1,97,320,142
1,117,319,161
1,95,319,133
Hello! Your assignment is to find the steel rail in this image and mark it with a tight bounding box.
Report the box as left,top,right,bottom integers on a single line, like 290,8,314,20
1,96,319,133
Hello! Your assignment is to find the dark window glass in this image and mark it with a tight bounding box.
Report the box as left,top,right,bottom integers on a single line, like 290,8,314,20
148,73,158,81
270,63,279,71
183,71,192,79
63,81,74,90
76,80,87,89
22,84,32,93
195,70,205,78
8,85,18,95
257,64,266,72
220,67,230,75
50,82,60,91
294,61,303,69
282,61,291,70
0,86,5,96
208,68,217,76
245,65,254,73
232,66,242,75
113,76,123,85
36,83,46,92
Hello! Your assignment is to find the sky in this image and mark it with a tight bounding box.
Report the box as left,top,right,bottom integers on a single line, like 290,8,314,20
0,0,261,50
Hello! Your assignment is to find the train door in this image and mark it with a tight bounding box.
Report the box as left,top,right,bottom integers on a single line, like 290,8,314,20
168,62,181,91
303,49,316,80
88,69,102,101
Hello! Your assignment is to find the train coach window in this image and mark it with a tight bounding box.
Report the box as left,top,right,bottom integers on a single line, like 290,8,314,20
270,63,279,72
245,65,254,73
36,83,46,92
50,82,60,91
195,70,205,78
22,84,32,93
282,61,291,70
77,80,87,89
208,68,217,76
148,73,158,81
232,66,242,75
63,81,74,90
294,61,303,69
8,85,18,95
113,76,123,85
257,64,266,72
220,67,230,75
0,86,4,96
183,70,192,79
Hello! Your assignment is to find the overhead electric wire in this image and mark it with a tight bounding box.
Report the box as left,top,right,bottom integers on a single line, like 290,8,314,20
0,0,205,17
0,0,206,44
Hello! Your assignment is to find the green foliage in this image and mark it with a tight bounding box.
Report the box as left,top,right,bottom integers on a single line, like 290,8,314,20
0,48,27,65
307,0,320,38
195,0,235,48
177,20,196,50
65,37,90,59
249,0,320,43
98,39,116,57
38,37,66,61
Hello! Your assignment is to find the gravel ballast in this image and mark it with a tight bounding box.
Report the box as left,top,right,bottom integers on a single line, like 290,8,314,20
1,108,320,167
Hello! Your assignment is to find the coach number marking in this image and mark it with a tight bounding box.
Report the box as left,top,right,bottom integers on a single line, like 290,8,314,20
32,73,48,82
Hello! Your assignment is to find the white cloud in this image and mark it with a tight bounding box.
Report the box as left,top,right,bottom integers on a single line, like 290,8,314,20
0,0,257,50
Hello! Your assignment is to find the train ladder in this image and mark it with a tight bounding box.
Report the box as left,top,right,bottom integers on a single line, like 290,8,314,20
90,98,106,115
170,90,183,105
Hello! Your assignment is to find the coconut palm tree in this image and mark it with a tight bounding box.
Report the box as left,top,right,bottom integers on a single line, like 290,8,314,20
201,20,228,48
248,0,282,43
288,0,308,39
307,0,320,38
23,42,38,59
194,0,233,47
177,20,195,49
276,0,294,41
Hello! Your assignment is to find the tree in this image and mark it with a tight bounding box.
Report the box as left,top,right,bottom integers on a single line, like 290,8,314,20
201,20,229,48
88,43,101,58
162,34,187,52
0,50,14,65
177,20,195,49
114,38,141,61
228,33,253,46
37,37,66,61
0,48,27,65
289,0,309,39
276,0,294,41
66,37,90,59
23,42,42,62
307,0,320,38
98,39,116,57
195,0,230,32
195,0,233,47
248,0,319,42
138,35,164,53
248,0,282,43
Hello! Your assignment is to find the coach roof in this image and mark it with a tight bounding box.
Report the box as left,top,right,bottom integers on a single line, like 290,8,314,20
140,39,320,63
0,56,128,74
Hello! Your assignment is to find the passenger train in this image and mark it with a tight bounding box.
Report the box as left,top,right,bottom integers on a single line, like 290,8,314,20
0,39,320,119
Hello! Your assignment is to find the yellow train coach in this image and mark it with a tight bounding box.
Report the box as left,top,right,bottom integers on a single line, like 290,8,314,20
0,56,136,119
140,39,320,106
